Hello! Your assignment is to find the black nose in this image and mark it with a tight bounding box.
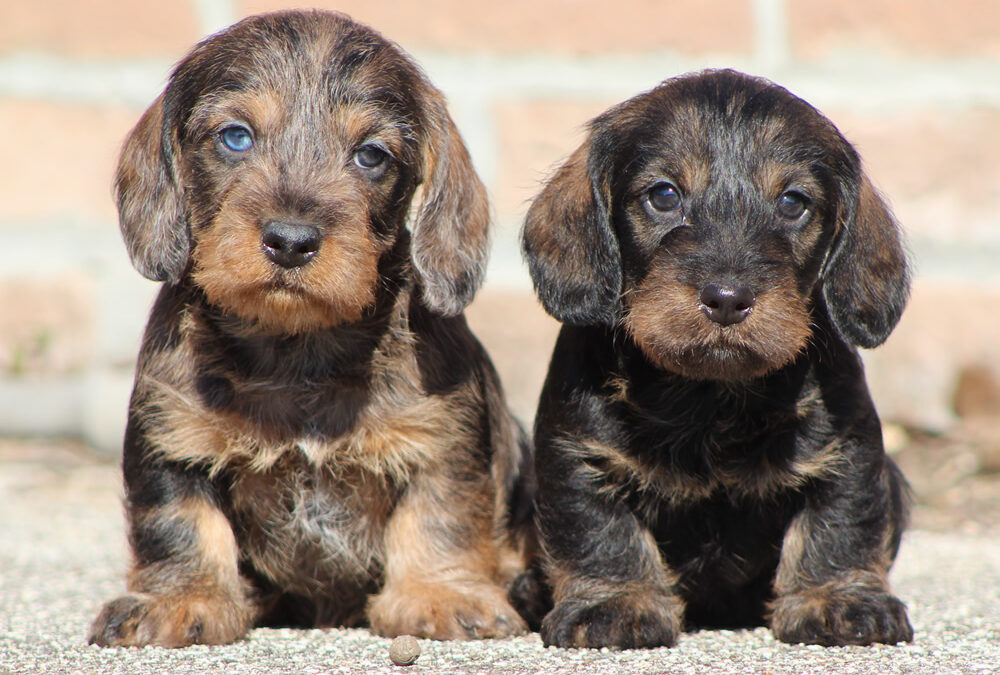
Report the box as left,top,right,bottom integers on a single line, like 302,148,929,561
261,221,321,269
700,283,755,326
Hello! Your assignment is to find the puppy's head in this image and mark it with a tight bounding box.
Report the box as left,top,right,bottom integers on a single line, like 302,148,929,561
117,10,489,333
523,69,909,381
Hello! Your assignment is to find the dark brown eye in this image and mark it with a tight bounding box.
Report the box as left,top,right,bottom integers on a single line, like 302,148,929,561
777,191,808,220
648,182,682,212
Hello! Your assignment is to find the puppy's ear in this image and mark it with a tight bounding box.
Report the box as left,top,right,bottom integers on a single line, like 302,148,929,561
521,140,621,325
821,175,910,348
115,95,189,284
410,97,490,316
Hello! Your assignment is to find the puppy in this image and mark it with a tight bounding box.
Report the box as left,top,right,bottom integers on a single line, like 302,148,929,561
520,69,912,648
89,10,531,647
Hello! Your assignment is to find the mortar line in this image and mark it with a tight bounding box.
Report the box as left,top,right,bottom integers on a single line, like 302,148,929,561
3,52,1000,112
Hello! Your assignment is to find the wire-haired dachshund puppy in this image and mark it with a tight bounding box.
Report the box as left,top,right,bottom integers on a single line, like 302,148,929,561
89,10,532,647
520,69,912,649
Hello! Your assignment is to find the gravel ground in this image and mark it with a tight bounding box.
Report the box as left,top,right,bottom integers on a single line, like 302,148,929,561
1,439,999,675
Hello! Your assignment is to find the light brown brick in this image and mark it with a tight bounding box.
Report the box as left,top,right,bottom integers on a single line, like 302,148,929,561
238,0,754,56
789,0,1000,60
0,276,95,377
831,108,1000,244
0,100,139,225
1,0,200,58
492,99,616,227
865,280,1000,431
465,289,560,424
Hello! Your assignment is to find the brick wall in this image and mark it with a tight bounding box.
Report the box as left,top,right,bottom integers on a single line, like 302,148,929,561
2,0,999,450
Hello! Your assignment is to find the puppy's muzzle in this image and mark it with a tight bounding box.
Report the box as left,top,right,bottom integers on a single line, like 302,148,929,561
262,220,321,269
699,283,755,326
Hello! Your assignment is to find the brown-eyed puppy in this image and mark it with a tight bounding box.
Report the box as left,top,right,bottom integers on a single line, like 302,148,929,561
89,10,533,647
520,69,912,649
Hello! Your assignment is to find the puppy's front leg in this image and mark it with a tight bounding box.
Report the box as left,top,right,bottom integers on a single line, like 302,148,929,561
537,437,684,649
770,457,913,646
367,467,526,640
90,447,256,646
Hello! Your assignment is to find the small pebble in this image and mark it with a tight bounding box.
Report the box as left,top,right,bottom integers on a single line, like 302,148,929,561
389,635,421,666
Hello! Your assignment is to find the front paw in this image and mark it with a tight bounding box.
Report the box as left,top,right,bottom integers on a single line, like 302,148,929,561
89,592,254,647
541,590,683,649
368,580,527,640
770,585,913,646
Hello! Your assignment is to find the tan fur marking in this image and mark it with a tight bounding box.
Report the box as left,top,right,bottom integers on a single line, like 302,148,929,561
773,511,810,596
97,495,257,647
188,86,287,143
367,468,526,639
92,589,256,647
191,203,381,334
176,498,241,586
546,527,677,604
136,319,464,479
331,103,406,157
143,374,460,479
564,437,714,505
564,434,842,506
774,515,890,598
678,151,710,196
624,259,812,381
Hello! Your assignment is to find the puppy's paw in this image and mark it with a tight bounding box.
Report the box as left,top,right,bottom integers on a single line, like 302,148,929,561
88,592,254,647
507,565,553,632
540,590,683,649
368,580,527,640
770,586,913,646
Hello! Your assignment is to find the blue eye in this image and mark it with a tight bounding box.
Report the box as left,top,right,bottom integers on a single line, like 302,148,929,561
648,182,682,212
354,144,388,170
219,125,254,153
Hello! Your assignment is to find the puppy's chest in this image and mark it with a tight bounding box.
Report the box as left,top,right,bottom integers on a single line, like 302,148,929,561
615,386,837,501
145,359,459,479
228,458,396,592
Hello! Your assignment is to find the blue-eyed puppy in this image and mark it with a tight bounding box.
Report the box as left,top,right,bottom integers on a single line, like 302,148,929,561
89,10,532,647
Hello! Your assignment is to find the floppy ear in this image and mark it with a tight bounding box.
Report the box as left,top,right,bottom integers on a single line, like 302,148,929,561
115,94,189,283
821,174,910,348
521,140,621,326
410,97,490,316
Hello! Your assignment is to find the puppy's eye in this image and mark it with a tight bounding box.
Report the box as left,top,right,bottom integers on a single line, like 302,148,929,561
777,191,809,220
647,183,682,212
354,144,389,170
219,125,254,153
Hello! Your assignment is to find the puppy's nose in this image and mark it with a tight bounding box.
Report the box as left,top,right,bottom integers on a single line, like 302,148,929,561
261,220,321,269
700,283,755,326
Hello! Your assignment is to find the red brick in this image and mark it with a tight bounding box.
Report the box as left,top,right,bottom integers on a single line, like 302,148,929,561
492,99,616,225
831,108,1000,244
790,0,1000,60
1,0,200,58
0,100,140,224
238,0,754,56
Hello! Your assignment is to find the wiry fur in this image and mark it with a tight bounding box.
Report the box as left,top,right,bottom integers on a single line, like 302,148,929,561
517,70,913,648
89,10,531,648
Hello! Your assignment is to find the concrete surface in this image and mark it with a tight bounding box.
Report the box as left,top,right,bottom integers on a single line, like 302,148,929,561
1,440,999,675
